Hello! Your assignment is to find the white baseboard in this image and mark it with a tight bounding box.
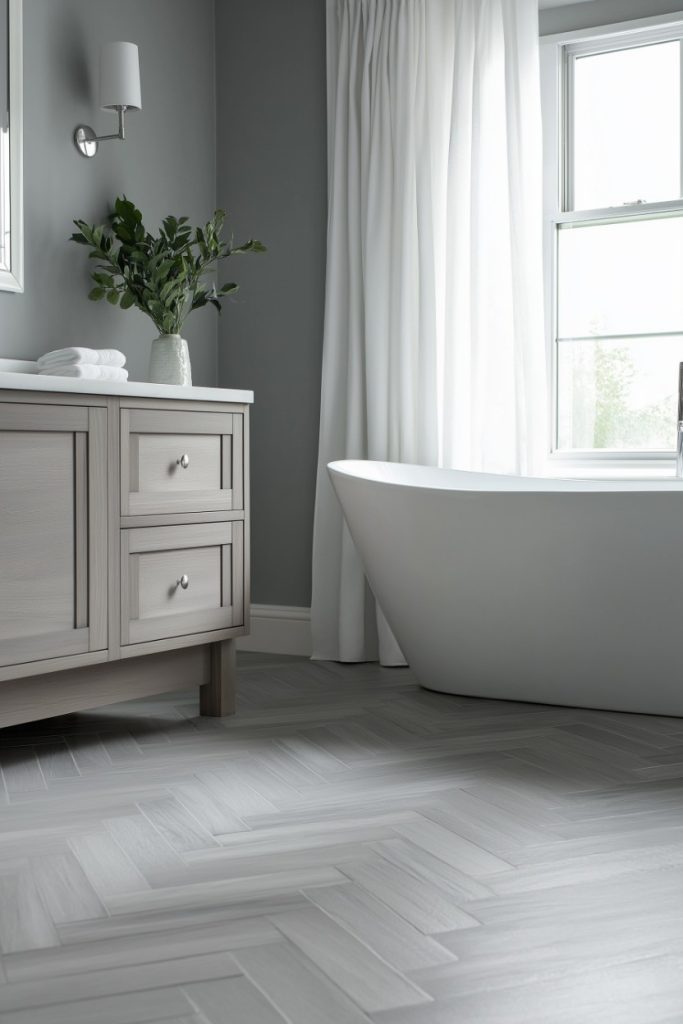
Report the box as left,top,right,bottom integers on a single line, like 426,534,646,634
237,604,312,657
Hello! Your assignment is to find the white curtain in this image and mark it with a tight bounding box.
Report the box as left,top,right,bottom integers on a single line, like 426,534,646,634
311,0,547,664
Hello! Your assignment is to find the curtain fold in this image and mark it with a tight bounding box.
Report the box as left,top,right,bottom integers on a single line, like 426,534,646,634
312,0,547,664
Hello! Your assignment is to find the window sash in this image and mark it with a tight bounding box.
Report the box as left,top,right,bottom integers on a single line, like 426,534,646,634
552,211,683,455
556,210,683,342
542,13,683,467
563,37,683,214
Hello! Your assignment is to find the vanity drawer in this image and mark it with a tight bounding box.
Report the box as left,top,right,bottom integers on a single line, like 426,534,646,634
121,408,244,516
121,522,244,646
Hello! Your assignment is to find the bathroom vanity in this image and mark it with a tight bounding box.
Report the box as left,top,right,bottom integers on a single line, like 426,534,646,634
0,373,252,728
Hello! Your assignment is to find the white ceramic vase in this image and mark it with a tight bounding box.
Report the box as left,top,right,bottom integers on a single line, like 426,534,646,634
148,334,192,386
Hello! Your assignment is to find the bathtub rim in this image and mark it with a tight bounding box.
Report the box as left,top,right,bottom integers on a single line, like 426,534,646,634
328,459,683,494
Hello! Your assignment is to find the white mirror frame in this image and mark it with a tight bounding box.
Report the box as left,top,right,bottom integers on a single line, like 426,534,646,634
0,0,22,292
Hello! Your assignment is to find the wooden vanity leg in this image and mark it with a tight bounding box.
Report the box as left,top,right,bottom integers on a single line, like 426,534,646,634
200,639,237,716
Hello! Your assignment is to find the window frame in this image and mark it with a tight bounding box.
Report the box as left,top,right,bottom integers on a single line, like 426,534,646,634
541,12,683,475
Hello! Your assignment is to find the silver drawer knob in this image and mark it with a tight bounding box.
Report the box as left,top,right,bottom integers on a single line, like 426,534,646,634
177,574,189,590
177,453,190,469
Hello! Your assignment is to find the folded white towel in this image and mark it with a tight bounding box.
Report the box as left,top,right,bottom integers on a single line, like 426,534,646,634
38,364,129,382
37,347,126,369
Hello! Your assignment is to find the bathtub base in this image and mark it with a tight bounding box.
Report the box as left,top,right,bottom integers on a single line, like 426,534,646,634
329,459,683,719
417,678,683,719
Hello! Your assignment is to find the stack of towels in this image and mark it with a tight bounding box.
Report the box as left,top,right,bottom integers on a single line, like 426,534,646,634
37,348,128,382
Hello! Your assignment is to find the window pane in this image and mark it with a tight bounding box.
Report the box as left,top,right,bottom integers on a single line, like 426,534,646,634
557,217,683,338
557,336,683,450
572,41,681,211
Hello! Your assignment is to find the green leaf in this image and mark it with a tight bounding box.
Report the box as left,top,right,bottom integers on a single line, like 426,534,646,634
162,215,178,239
88,286,105,301
115,196,142,224
106,290,120,305
114,224,134,244
232,239,267,254
190,287,209,310
120,291,136,310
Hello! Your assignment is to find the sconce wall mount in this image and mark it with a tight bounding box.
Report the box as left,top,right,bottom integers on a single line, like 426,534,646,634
74,41,142,159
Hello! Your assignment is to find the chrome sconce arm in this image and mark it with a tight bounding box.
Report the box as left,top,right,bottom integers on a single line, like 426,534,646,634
74,106,127,158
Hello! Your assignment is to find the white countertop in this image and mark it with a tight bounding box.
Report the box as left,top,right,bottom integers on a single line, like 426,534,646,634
0,366,253,404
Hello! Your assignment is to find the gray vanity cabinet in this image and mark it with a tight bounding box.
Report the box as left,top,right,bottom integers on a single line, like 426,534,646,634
0,391,250,728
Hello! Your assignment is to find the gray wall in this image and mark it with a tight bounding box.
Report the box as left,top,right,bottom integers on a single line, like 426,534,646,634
0,0,218,385
215,0,327,608
540,0,683,34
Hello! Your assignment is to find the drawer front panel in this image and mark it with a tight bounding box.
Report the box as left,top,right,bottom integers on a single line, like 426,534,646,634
121,522,244,646
137,434,222,494
121,408,244,516
137,546,221,620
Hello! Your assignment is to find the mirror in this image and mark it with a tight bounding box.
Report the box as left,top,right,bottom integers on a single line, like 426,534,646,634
0,0,21,292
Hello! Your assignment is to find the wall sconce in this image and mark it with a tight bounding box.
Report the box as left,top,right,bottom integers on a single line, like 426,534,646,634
74,42,142,158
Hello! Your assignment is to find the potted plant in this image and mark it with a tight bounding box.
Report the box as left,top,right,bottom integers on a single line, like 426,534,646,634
71,196,265,385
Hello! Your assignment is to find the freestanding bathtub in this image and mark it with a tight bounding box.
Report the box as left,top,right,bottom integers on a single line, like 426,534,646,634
328,459,683,717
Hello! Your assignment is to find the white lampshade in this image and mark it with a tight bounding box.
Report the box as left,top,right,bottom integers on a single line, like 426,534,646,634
100,42,142,111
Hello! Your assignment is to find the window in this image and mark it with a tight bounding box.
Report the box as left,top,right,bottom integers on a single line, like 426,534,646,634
543,20,683,462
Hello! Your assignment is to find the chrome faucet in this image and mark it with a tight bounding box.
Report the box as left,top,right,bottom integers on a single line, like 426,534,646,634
677,362,683,478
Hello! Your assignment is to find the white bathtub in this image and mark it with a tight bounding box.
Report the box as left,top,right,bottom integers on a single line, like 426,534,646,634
328,459,683,716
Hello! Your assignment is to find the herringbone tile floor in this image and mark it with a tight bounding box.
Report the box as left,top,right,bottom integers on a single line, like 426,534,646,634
1,653,683,1023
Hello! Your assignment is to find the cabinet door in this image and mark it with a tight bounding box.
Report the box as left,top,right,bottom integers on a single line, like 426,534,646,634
0,403,107,669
